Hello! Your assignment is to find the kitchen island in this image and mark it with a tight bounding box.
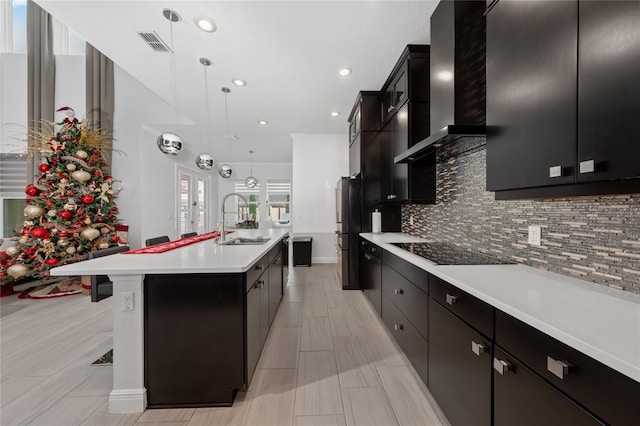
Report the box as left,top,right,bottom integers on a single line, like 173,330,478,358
50,229,289,413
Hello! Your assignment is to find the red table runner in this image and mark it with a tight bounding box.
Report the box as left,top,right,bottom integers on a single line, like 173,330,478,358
122,231,224,254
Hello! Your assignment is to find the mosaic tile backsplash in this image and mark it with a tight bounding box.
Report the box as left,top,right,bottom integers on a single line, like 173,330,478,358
401,142,640,293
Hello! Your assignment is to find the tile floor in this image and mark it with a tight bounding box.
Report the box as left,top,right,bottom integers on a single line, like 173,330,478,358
0,265,447,425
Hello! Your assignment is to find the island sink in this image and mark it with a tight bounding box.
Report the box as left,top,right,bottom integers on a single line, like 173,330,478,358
220,236,270,246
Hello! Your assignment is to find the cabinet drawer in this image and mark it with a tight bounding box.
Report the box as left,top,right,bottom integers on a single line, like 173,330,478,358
360,240,381,259
382,249,429,293
381,263,429,340
268,244,281,263
246,252,269,291
495,310,640,426
429,274,493,338
382,294,428,383
493,346,604,426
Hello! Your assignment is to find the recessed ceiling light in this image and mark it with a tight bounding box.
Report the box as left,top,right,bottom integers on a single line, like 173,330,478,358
259,120,268,125
194,16,216,32
232,79,247,87
339,68,352,77
331,111,340,117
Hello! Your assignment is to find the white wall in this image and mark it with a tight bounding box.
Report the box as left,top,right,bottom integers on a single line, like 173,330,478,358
55,55,85,119
291,133,348,263
113,65,217,248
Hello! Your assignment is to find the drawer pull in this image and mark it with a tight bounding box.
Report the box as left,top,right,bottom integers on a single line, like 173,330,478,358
394,288,404,295
394,324,404,332
579,160,595,174
493,358,513,375
371,246,377,253
547,356,571,380
549,165,562,178
445,293,459,305
471,341,487,356
361,241,366,246
365,253,372,261
387,105,396,113
255,264,265,271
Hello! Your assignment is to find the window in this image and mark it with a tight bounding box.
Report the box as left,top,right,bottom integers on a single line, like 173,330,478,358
0,154,27,237
267,181,291,224
177,167,208,237
12,0,27,53
232,182,259,228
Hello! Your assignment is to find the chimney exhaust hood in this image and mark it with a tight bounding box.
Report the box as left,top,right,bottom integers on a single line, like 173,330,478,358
395,0,486,164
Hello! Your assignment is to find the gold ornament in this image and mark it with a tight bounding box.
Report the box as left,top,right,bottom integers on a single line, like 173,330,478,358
47,209,57,217
19,236,29,244
5,246,20,256
71,170,91,182
24,220,34,226
80,228,100,241
66,246,76,254
58,239,69,247
84,218,92,225
7,264,29,279
98,242,109,249
75,150,88,159
23,205,45,219
101,227,109,234
66,163,77,171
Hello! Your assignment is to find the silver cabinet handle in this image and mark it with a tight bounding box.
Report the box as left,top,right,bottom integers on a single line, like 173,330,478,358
256,264,264,271
579,160,595,174
394,288,404,295
547,356,571,380
446,294,459,306
387,105,395,113
549,165,562,178
471,341,487,356
371,246,376,253
364,253,372,261
493,358,513,375
394,324,404,332
361,241,366,246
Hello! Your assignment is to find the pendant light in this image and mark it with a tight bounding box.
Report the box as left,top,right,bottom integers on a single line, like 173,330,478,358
195,57,215,170
245,150,258,188
157,8,184,155
218,87,233,178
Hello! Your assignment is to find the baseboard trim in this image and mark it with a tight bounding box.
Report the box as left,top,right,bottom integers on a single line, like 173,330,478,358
109,388,147,413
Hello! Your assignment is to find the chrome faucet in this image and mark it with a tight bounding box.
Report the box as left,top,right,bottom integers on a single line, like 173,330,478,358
220,192,249,242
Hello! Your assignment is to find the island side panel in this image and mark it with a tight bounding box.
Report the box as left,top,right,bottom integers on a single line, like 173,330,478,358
144,273,245,407
109,274,147,413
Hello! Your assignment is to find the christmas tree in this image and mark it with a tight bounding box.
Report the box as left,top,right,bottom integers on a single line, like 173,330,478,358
0,107,121,286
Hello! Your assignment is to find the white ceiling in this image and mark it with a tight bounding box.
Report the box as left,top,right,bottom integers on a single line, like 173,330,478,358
36,1,438,162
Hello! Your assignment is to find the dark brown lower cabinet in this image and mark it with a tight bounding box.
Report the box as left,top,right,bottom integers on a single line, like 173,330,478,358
360,243,382,316
428,299,491,426
493,346,604,426
268,251,283,326
246,279,261,385
381,294,428,383
144,273,244,407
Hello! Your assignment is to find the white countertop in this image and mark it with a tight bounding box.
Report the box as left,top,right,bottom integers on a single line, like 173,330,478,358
361,233,640,383
50,229,288,276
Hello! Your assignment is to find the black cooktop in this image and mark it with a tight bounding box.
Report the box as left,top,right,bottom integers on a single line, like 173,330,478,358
391,242,513,265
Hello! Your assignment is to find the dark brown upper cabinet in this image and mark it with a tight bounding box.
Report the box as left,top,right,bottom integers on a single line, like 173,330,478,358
348,91,381,178
486,0,578,192
578,1,640,183
487,0,640,199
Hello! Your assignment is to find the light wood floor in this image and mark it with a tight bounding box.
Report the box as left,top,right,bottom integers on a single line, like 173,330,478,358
1,265,448,426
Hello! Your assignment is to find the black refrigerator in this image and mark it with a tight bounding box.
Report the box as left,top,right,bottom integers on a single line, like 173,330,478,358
336,176,361,290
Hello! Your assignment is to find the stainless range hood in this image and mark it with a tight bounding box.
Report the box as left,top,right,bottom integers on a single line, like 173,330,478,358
395,125,486,163
395,0,486,164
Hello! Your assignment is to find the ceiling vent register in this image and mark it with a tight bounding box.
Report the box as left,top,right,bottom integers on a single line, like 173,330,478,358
137,31,172,53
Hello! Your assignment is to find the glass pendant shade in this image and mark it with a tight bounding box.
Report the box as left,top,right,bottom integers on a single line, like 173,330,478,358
157,132,183,155
196,153,214,170
219,163,233,178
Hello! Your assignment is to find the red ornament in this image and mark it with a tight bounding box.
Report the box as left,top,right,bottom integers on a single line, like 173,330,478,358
111,206,118,212
96,217,105,223
104,175,112,181
30,227,50,239
94,170,102,177
58,231,69,238
81,195,94,204
108,213,114,219
38,164,51,173
46,201,54,207
111,236,120,243
25,186,40,196
59,210,73,220
44,258,59,266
